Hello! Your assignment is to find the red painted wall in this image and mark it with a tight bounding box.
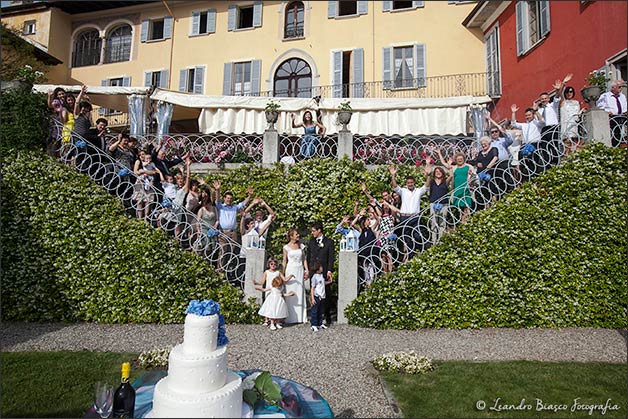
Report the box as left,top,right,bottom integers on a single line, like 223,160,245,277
488,0,627,121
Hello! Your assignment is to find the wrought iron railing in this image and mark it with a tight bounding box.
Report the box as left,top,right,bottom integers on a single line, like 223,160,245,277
105,133,264,164
279,133,338,162
353,119,591,291
609,115,627,147
263,72,498,99
49,121,247,289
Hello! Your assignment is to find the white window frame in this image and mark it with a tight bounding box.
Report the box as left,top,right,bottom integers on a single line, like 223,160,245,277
605,49,627,87
382,1,425,12
515,0,550,56
144,69,169,89
190,9,217,36
485,24,501,97
232,61,253,96
382,44,426,90
100,76,131,115
23,20,36,35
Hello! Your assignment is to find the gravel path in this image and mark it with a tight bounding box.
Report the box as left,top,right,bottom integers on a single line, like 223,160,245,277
2,322,626,418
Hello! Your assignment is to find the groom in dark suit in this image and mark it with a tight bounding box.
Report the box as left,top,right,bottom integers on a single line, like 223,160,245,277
307,221,335,327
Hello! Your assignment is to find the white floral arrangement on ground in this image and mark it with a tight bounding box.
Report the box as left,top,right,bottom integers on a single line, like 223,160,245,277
138,346,173,369
372,351,434,374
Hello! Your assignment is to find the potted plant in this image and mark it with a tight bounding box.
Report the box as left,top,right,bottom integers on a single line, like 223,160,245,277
264,99,281,129
337,100,353,131
581,71,610,109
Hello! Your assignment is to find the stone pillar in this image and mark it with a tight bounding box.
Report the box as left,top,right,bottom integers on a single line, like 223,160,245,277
337,129,353,160
262,129,279,165
244,248,266,304
583,109,612,147
337,250,358,324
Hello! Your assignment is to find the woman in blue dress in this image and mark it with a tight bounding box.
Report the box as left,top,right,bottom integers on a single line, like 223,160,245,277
290,110,326,158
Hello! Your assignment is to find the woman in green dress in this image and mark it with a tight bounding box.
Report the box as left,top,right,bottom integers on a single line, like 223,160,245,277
446,152,474,224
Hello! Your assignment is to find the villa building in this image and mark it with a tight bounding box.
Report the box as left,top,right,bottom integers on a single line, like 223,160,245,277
463,0,627,121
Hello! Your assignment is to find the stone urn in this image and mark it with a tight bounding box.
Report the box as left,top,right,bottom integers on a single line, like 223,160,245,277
337,111,352,132
581,86,602,110
265,111,279,130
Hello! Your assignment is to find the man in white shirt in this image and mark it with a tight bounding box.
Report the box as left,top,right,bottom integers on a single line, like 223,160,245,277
538,91,561,164
390,164,427,223
511,103,545,177
597,80,627,147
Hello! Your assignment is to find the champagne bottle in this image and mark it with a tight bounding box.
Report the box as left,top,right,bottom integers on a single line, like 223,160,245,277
112,362,135,418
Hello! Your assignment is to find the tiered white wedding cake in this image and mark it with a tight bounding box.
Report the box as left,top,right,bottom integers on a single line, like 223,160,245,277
148,300,243,418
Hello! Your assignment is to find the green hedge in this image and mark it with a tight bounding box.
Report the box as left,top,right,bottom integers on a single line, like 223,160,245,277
0,149,259,324
0,90,49,152
345,144,628,329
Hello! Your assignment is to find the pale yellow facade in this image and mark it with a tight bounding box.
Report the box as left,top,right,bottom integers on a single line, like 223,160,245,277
3,1,484,99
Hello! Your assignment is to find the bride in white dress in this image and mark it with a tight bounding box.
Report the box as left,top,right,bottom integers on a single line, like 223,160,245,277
282,228,309,324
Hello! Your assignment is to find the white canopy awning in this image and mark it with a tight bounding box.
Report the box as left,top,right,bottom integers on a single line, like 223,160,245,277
150,89,491,136
32,84,151,113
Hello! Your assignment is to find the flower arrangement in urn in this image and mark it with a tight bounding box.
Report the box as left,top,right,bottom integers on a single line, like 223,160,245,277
337,100,353,131
581,70,611,108
264,99,281,129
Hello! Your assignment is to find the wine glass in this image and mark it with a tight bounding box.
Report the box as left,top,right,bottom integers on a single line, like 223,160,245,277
94,381,113,418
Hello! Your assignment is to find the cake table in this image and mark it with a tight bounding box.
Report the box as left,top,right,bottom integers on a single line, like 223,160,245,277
85,369,332,418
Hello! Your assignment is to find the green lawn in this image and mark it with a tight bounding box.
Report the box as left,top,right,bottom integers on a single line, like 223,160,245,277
2,353,626,418
381,361,627,418
1,352,146,418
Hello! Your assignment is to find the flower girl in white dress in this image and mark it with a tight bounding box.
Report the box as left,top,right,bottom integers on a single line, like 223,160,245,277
255,259,294,330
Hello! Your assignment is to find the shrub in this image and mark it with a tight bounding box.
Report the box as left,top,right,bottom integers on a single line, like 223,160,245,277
345,144,627,329
0,90,49,152
372,351,434,374
0,149,259,324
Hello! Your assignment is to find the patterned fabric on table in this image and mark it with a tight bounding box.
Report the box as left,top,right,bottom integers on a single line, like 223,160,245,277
131,369,333,418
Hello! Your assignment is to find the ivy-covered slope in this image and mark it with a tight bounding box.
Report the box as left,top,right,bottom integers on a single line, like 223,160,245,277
345,144,627,329
1,149,258,324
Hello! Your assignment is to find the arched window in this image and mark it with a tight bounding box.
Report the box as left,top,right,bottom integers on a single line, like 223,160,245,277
105,24,132,63
284,1,304,39
273,58,312,98
72,29,101,67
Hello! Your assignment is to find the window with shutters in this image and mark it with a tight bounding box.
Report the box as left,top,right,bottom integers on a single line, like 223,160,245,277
284,1,304,39
382,44,425,90
150,19,165,40
190,9,216,36
338,1,357,16
331,48,364,98
145,70,169,89
515,0,550,56
393,1,413,10
23,20,36,35
179,66,205,94
485,25,501,97
238,6,254,29
394,46,414,88
273,58,312,98
104,24,132,64
233,62,252,95
72,29,102,68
